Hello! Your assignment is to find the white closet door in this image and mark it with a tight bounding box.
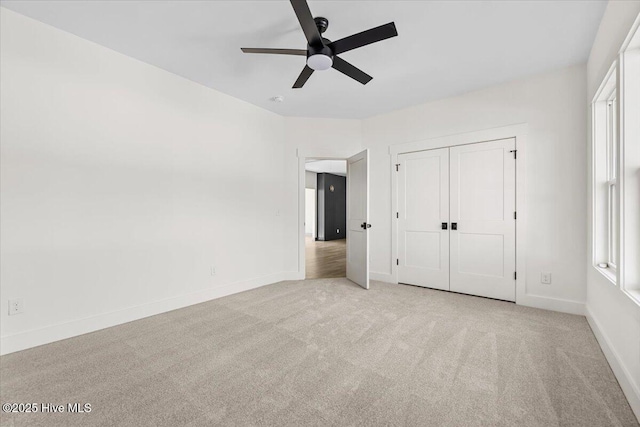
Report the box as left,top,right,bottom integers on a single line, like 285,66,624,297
398,148,450,290
449,138,516,301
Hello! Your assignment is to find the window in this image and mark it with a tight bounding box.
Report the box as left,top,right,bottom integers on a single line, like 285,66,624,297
618,16,640,302
592,13,640,303
592,66,618,284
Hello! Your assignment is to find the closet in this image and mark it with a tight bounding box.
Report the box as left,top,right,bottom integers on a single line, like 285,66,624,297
397,138,516,301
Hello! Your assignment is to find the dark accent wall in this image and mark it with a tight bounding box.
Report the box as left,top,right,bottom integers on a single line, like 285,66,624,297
316,173,346,241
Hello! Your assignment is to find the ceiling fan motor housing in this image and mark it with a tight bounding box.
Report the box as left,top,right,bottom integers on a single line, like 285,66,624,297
307,42,333,71
307,43,333,58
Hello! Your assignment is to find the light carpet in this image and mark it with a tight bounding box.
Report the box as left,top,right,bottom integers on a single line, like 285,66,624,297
1,278,638,426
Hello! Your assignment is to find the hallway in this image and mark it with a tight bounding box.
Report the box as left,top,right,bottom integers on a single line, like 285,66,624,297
305,235,346,279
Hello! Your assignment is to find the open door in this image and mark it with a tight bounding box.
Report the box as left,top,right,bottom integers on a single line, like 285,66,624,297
346,149,370,289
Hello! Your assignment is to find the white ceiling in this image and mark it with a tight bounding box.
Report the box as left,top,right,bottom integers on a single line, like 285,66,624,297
306,159,346,176
1,1,606,119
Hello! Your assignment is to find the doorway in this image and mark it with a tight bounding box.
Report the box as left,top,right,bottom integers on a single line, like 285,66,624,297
297,149,371,289
305,159,347,279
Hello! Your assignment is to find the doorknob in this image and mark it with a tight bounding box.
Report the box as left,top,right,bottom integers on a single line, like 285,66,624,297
442,222,448,230
451,222,457,230
360,222,372,229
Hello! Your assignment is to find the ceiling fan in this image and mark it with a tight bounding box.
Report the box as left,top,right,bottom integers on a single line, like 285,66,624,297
241,0,398,89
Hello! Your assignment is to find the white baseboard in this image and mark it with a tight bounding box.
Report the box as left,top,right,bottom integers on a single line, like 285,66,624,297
517,293,585,315
0,272,287,356
586,306,640,422
367,275,585,315
282,272,392,282
281,271,304,281
370,271,394,283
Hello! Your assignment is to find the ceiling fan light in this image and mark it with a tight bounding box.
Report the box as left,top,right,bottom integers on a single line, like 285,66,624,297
307,54,333,71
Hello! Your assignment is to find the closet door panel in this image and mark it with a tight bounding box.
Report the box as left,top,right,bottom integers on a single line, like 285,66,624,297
397,148,449,290
449,138,516,301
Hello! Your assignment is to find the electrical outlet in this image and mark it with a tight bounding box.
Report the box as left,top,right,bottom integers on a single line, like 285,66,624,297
8,298,24,315
210,266,216,276
541,273,552,285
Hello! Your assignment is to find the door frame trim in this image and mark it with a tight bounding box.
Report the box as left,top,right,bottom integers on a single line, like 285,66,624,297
296,148,361,280
390,124,528,304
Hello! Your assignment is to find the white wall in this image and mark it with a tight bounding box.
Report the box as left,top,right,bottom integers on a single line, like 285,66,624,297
304,171,316,236
305,171,317,190
0,9,364,353
0,9,287,354
585,1,640,419
304,188,316,236
362,64,588,312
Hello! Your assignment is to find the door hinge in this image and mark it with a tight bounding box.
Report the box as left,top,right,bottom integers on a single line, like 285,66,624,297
509,149,517,159
396,212,399,218
395,164,400,171
397,259,399,266
514,272,517,280
514,211,517,220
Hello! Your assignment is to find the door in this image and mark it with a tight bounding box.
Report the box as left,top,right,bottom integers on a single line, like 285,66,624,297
397,148,450,290
347,149,370,289
449,138,516,301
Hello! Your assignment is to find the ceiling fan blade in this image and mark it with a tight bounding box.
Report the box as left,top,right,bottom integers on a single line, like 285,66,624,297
293,65,314,88
290,0,323,48
331,56,372,85
241,48,307,56
329,22,397,55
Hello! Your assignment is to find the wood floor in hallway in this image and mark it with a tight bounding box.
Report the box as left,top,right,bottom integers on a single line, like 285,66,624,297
305,235,346,279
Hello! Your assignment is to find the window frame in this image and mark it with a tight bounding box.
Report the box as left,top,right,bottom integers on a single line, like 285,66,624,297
591,65,618,285
605,94,617,273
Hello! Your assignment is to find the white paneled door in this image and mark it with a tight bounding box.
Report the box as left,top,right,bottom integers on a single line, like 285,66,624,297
398,148,450,290
449,139,516,301
397,138,516,301
347,149,370,289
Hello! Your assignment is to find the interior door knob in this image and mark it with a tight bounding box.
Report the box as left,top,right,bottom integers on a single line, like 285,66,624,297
451,222,457,230
442,222,448,230
360,222,372,229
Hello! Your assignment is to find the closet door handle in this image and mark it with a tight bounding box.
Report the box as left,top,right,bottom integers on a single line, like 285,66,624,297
451,222,457,230
441,222,448,230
